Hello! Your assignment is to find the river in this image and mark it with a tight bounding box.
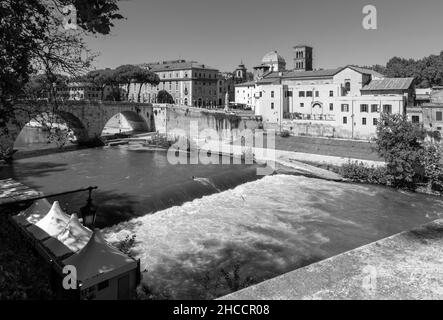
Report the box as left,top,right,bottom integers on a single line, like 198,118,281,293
1,146,442,299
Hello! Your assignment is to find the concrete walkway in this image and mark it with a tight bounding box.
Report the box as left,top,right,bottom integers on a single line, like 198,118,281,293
196,140,345,181
220,219,443,300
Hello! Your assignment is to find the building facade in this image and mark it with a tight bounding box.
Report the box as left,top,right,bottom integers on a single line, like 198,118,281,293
128,60,220,108
408,87,443,134
238,47,415,140
57,82,114,101
217,63,252,107
234,81,256,109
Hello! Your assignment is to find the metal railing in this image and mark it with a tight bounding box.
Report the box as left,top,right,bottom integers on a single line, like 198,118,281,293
283,113,335,121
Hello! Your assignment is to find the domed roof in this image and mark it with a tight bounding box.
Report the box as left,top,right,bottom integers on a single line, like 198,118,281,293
262,51,286,65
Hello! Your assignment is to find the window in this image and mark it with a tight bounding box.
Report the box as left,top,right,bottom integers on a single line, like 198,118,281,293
345,81,351,92
329,91,334,97
371,104,379,113
362,118,367,125
437,112,443,121
271,91,274,98
299,91,305,97
271,103,274,109
360,104,368,113
97,280,109,291
329,103,334,111
315,91,319,97
343,117,348,124
383,105,392,114
300,103,304,108
412,115,420,123
341,104,349,112
306,91,313,97
259,91,262,98
373,118,378,126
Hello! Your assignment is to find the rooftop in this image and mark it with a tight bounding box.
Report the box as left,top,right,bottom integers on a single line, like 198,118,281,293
139,60,218,72
361,78,415,91
259,65,385,82
235,80,256,87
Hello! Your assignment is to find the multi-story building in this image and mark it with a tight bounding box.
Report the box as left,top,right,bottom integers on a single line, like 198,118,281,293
234,81,256,109
57,82,114,101
409,87,443,134
129,60,220,107
238,47,416,140
217,62,252,107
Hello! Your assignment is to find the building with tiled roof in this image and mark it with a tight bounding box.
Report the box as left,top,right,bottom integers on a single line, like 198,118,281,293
236,46,417,140
361,78,415,92
127,59,221,107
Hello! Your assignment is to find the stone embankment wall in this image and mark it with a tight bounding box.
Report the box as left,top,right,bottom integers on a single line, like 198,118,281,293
153,104,263,142
265,120,375,141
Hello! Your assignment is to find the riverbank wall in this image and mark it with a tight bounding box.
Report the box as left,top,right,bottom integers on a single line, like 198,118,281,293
152,105,262,142
220,219,443,300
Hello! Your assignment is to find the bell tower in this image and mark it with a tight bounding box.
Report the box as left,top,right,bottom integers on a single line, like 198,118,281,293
234,61,247,84
293,45,313,72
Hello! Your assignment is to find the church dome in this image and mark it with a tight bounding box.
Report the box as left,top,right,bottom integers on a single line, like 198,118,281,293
262,51,286,65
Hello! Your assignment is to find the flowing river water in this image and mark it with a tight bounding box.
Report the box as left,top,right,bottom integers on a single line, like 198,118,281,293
1,146,443,299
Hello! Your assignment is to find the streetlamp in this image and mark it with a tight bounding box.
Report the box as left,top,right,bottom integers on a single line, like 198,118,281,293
80,187,98,229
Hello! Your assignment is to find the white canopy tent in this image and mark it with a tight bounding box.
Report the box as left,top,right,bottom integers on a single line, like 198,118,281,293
57,213,92,252
35,201,71,237
13,198,52,226
63,230,138,288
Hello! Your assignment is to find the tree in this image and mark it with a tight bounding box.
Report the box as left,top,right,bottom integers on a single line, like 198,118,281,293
134,69,160,102
157,90,174,104
365,51,443,88
375,113,427,190
115,65,140,101
0,0,123,159
24,74,70,100
86,68,119,100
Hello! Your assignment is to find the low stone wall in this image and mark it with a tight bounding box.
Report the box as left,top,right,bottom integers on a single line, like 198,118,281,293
220,219,443,300
265,120,376,141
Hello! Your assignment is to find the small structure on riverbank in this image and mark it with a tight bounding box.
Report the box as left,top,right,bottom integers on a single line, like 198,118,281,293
2,179,140,300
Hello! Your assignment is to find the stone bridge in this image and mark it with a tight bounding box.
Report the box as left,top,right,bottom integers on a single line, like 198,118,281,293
0,100,156,154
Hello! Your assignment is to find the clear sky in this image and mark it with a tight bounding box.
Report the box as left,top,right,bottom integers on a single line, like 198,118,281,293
85,0,443,72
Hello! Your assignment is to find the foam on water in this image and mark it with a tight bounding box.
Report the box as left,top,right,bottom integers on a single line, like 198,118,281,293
104,174,443,299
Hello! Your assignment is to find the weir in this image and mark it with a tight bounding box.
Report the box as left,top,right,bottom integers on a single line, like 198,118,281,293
0,147,264,228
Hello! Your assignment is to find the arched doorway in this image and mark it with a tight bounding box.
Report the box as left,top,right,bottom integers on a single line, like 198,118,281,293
311,102,324,116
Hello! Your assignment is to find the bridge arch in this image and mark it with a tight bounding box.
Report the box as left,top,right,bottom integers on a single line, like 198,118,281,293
101,110,150,136
12,110,89,153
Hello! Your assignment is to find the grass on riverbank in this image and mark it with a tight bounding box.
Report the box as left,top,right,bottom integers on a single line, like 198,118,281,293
274,135,382,161
0,205,55,299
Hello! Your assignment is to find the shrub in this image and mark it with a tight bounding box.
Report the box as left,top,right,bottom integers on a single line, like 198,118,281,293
341,161,388,185
280,130,290,138
422,143,443,192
